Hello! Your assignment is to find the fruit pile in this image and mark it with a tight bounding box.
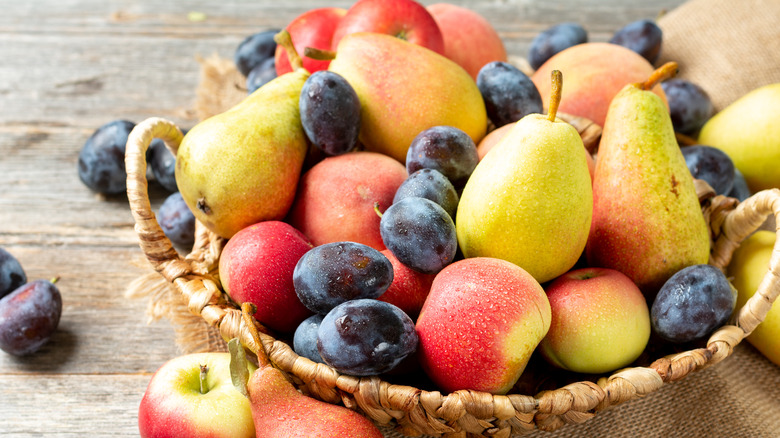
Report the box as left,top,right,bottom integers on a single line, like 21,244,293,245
74,0,779,436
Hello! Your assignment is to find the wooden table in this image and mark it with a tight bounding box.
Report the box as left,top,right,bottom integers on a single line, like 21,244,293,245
2,1,779,436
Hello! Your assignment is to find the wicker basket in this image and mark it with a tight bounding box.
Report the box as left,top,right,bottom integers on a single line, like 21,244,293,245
125,116,780,437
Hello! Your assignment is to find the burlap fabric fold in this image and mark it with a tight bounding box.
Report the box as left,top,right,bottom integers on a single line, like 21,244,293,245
166,1,780,436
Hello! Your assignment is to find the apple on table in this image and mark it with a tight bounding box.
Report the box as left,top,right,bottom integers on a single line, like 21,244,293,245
138,352,257,438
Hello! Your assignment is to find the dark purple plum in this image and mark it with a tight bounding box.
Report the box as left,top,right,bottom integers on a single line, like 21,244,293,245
0,279,62,356
727,169,752,201
246,57,277,94
528,22,588,70
317,299,417,376
651,264,736,344
609,19,663,64
299,71,361,156
477,61,543,128
682,144,736,195
234,29,280,77
661,78,714,135
406,125,479,189
393,169,459,219
78,119,135,195
148,138,178,193
293,242,393,315
293,314,325,364
158,192,196,249
380,197,457,275
0,248,26,300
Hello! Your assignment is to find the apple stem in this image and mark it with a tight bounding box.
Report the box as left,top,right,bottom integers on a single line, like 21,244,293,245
304,47,337,61
199,364,209,394
373,202,383,218
241,302,270,368
548,70,563,122
274,29,304,72
642,62,678,90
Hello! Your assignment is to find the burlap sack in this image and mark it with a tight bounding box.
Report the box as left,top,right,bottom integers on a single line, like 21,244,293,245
656,0,780,111
169,1,780,436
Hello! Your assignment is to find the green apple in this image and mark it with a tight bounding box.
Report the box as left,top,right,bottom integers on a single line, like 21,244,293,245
698,83,780,192
539,267,650,374
727,230,779,365
138,352,257,438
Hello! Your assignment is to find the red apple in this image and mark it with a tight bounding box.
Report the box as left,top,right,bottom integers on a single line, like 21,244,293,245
219,221,314,333
288,151,408,250
416,257,551,394
427,3,507,80
377,249,435,319
331,0,445,55
138,353,256,438
539,267,651,374
275,7,347,76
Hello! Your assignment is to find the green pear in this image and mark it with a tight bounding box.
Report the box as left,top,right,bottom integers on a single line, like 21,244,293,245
456,71,593,284
175,31,309,238
698,83,780,192
326,32,487,163
586,62,710,298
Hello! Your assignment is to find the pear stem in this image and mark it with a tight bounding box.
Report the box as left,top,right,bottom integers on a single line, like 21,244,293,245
304,47,337,61
199,364,209,394
274,29,304,72
547,70,563,122
642,61,678,90
241,302,270,368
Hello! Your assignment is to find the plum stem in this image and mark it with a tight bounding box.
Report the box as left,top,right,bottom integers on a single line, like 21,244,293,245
373,202,384,218
548,70,563,122
241,302,270,368
274,30,304,72
304,47,337,61
642,62,678,90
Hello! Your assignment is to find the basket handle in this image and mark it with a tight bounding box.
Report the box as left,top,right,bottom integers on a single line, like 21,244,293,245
718,188,780,337
125,117,190,282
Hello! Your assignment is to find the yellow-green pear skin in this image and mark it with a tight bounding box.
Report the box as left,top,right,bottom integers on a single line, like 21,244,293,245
586,82,710,297
698,83,780,192
328,32,487,164
456,114,593,284
175,70,309,238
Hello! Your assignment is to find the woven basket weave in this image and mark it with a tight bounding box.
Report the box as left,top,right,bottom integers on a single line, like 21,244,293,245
125,116,780,437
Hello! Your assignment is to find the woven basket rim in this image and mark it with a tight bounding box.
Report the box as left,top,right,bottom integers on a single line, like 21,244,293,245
125,116,780,437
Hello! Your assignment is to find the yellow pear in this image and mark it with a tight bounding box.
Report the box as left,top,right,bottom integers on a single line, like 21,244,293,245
456,71,593,283
175,31,309,238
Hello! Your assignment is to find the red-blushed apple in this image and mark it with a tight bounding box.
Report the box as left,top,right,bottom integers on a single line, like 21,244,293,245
288,151,408,250
331,0,445,55
377,249,435,319
427,3,507,80
138,352,256,438
478,122,595,181
539,267,651,374
415,257,551,394
275,7,347,76
531,42,667,127
219,221,314,333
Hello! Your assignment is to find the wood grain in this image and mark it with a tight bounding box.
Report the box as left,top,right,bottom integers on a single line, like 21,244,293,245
2,1,778,437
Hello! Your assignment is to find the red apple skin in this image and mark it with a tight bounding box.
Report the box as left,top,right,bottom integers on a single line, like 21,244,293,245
377,249,435,319
331,0,445,55
539,267,650,374
427,3,507,80
275,7,347,76
288,151,408,250
478,122,595,182
219,221,314,333
415,257,551,394
138,353,256,438
531,42,667,127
